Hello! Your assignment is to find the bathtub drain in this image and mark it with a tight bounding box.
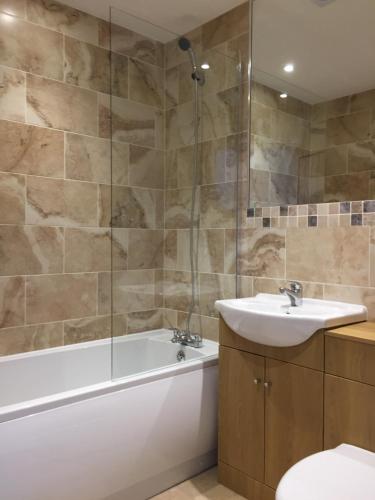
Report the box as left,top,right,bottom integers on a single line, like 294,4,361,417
177,350,185,362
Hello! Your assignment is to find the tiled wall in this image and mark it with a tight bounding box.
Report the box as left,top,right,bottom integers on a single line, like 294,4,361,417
0,0,250,354
250,81,311,206
0,0,158,354
161,2,250,342
305,90,375,203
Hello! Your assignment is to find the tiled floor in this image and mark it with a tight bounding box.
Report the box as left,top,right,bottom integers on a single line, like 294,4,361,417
150,467,245,499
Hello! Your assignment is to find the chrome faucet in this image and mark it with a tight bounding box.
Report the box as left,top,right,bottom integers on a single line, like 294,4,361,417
170,328,203,348
279,281,303,307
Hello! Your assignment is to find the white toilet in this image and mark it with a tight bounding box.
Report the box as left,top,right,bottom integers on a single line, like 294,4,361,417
276,444,375,500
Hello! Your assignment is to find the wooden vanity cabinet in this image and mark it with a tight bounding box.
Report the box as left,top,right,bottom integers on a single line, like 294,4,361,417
218,319,324,496
219,346,265,481
264,359,323,488
219,319,375,499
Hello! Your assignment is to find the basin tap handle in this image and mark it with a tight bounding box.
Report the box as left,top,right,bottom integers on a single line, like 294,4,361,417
290,281,303,295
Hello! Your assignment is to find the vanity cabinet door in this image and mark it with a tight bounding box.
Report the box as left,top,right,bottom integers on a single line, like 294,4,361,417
264,358,324,489
219,346,265,482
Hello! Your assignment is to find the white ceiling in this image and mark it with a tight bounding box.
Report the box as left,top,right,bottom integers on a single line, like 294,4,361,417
253,0,375,103
59,0,246,41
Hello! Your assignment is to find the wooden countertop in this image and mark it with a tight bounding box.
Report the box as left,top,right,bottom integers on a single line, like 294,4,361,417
326,322,375,346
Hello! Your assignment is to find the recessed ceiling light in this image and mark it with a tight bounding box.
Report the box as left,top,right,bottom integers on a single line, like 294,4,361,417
201,62,210,70
280,93,288,99
283,63,294,73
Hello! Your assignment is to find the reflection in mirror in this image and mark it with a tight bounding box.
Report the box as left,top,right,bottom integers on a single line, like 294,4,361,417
249,0,375,209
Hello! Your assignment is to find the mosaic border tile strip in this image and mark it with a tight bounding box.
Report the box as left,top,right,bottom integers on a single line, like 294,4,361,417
246,200,375,228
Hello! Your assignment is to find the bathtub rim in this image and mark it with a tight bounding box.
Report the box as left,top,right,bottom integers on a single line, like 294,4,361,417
0,331,218,424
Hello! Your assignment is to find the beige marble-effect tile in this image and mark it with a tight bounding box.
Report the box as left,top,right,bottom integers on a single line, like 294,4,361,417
163,270,194,313
0,66,25,121
0,225,63,275
98,184,111,227
0,120,64,177
200,273,236,317
0,0,26,17
129,58,164,109
269,172,298,205
324,285,375,321
111,185,163,229
249,169,270,204
251,102,272,138
198,46,231,97
0,172,25,224
26,273,97,324
26,176,98,227
65,228,111,273
27,0,99,45
112,141,129,186
100,93,162,148
129,145,164,189
350,88,375,113
251,135,301,176
99,270,156,315
238,228,286,278
175,311,220,341
200,183,236,229
253,277,324,299
128,229,164,270
165,188,199,230
166,101,196,150
271,109,310,149
253,82,311,120
198,229,225,274
65,133,110,184
112,228,129,271
111,52,129,99
127,309,163,334
327,111,371,146
224,229,236,274
162,308,178,330
226,132,248,182
0,322,63,356
348,140,375,173
201,138,226,185
0,15,63,80
0,276,25,329
108,23,164,68
26,74,97,135
202,86,242,142
165,66,179,109
324,171,370,202
286,226,370,286
164,230,177,269
63,315,114,344
64,37,109,93
202,3,248,50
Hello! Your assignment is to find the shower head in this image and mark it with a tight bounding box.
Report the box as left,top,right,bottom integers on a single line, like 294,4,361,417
177,36,205,86
178,37,191,51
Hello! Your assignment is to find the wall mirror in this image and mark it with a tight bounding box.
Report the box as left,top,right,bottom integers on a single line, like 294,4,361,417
249,0,375,209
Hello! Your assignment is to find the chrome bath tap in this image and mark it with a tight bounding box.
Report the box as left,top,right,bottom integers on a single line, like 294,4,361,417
279,281,303,307
170,328,203,348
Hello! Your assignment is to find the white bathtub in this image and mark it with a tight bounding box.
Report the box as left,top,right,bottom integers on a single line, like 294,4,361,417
0,329,218,500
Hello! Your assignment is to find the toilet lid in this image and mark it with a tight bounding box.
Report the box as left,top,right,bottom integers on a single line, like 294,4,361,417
276,444,375,500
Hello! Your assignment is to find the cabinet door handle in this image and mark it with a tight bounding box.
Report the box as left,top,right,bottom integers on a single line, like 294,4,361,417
253,378,262,385
264,381,272,388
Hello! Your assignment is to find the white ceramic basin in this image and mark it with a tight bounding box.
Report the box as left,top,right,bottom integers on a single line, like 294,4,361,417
215,293,367,347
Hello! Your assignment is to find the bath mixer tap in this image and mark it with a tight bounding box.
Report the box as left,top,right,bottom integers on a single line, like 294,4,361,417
279,281,303,307
170,328,203,348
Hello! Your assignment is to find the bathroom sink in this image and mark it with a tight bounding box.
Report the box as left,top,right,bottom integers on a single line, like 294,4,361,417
215,293,367,347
